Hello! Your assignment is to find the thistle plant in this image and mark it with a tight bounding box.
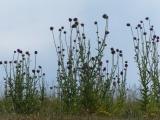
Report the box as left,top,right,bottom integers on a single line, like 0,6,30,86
50,14,128,115
127,17,160,113
0,49,46,114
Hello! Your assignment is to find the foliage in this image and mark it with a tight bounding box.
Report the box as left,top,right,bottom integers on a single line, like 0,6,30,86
0,50,46,114
50,14,128,115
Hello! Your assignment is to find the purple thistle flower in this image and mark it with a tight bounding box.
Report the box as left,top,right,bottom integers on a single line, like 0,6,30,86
72,24,77,28
94,21,98,25
73,18,78,21
143,32,147,35
81,23,84,27
111,50,115,55
32,69,36,73
119,50,122,53
37,69,40,73
137,24,141,27
105,31,109,35
120,71,123,75
34,51,38,54
4,61,7,64
25,51,30,55
133,37,137,40
126,23,130,26
103,67,106,71
116,49,119,52
102,14,108,19
69,18,72,22
119,54,123,57
145,17,149,20
125,64,128,67
91,57,95,61
64,31,67,34
50,27,54,31
99,61,103,66
110,47,114,51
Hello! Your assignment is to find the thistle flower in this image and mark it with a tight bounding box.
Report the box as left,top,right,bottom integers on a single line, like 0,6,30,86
73,18,78,21
120,71,123,75
110,47,114,51
34,51,38,54
105,31,109,35
103,67,106,71
81,23,84,27
4,61,7,64
69,18,72,22
125,64,128,67
50,27,54,31
116,49,119,52
126,23,130,26
137,24,141,27
99,61,103,66
145,17,149,20
119,50,122,53
72,24,77,28
111,50,115,55
25,51,30,55
37,69,40,73
119,54,123,57
14,60,17,64
113,81,116,86
102,14,108,19
133,37,137,40
17,49,22,53
94,21,98,25
143,32,147,35
32,69,36,73
91,57,95,61
64,31,67,34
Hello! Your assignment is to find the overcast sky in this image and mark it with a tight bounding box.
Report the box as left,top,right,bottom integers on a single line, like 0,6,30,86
0,0,160,91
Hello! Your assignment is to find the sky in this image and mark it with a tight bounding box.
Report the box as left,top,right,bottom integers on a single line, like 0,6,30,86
0,0,160,93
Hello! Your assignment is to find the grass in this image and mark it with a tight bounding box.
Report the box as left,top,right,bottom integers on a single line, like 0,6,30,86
0,14,160,119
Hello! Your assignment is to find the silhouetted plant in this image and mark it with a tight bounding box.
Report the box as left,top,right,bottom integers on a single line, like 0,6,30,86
0,49,46,114
50,14,128,115
127,17,160,113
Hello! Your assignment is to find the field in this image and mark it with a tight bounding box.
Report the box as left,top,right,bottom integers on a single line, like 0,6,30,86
0,14,160,120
